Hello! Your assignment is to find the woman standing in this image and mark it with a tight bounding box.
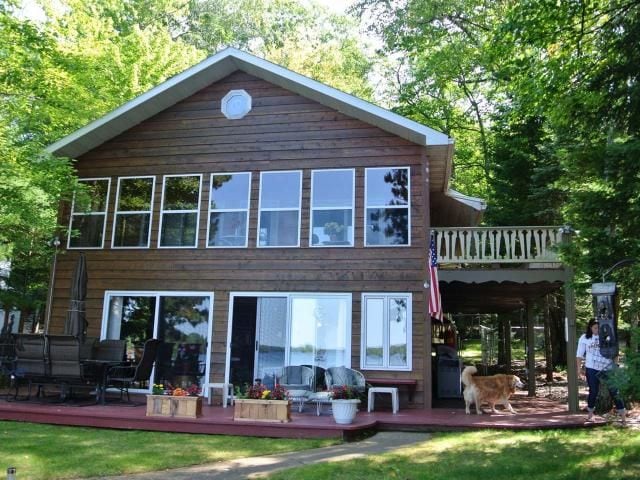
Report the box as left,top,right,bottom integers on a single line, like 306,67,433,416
576,320,626,424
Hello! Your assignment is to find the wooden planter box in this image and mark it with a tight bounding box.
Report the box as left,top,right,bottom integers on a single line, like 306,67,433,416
233,399,291,423
146,395,202,419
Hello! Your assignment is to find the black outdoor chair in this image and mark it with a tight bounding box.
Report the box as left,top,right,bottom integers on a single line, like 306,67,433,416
12,334,48,400
92,339,126,362
106,339,160,402
48,334,97,400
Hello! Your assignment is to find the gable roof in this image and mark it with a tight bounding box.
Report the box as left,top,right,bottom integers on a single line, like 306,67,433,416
46,47,452,159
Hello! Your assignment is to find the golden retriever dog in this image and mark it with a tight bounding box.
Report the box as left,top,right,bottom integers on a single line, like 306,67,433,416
461,366,524,415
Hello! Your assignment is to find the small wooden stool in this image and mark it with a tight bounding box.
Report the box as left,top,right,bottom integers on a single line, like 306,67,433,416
367,386,399,414
206,383,234,407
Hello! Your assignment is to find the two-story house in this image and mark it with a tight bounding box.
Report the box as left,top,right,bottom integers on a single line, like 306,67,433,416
46,48,577,410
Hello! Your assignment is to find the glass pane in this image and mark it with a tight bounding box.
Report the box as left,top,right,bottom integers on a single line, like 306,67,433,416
259,211,299,247
75,179,109,212
160,212,198,247
291,296,349,370
366,208,409,245
211,173,250,210
255,297,287,388
208,211,248,246
106,295,156,386
366,168,409,206
365,297,384,367
388,297,408,367
164,176,200,210
311,209,353,246
312,170,353,208
113,213,151,247
155,296,210,390
260,172,301,209
69,214,105,247
118,177,153,212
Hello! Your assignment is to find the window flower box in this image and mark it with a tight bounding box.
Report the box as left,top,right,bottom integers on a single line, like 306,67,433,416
233,399,291,423
146,395,202,419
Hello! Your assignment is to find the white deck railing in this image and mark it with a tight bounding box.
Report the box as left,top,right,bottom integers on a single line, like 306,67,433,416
432,227,564,264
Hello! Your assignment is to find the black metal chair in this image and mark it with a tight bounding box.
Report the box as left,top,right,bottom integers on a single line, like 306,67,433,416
48,334,97,400
92,339,126,362
12,334,48,400
106,339,160,402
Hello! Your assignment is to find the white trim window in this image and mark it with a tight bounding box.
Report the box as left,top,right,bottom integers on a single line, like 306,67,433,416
68,178,111,249
364,167,411,246
361,293,412,371
158,174,202,248
257,171,302,247
102,291,214,395
310,169,354,247
207,172,251,248
112,176,155,248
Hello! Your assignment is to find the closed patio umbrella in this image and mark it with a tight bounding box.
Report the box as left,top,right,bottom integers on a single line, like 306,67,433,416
64,252,87,339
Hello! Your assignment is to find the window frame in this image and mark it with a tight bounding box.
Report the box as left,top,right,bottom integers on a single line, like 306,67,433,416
360,292,412,371
257,170,302,248
111,175,155,249
206,172,251,249
157,173,202,249
309,168,355,248
67,177,111,250
363,167,411,247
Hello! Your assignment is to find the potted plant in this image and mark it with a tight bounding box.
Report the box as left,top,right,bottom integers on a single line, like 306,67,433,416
233,382,291,423
330,385,360,424
323,221,345,242
146,383,202,418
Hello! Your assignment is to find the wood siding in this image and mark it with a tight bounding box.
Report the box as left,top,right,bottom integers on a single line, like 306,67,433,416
51,71,432,407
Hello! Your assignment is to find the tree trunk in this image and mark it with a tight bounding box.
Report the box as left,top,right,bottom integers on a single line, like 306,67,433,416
543,295,554,382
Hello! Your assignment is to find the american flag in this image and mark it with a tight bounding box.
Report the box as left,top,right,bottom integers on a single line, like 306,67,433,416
428,234,444,321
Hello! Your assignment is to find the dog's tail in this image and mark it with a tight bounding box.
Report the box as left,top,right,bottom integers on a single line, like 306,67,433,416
461,366,478,387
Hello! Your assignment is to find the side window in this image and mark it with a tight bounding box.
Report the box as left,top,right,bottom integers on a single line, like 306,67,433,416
257,171,302,247
310,169,354,247
112,176,155,248
158,174,202,248
361,293,412,371
365,167,410,246
68,178,111,249
208,172,251,248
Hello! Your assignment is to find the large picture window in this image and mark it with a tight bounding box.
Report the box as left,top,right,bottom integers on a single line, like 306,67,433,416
112,176,155,248
102,291,213,394
258,171,301,247
361,293,412,371
208,172,251,247
310,169,354,247
68,178,111,249
365,167,411,246
159,174,202,248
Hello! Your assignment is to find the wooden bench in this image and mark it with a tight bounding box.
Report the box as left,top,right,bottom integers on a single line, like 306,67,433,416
366,378,418,402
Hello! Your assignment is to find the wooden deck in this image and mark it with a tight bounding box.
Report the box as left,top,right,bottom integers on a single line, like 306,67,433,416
0,391,602,440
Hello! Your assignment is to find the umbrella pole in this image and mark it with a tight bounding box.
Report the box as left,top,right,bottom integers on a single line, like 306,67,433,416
43,237,61,335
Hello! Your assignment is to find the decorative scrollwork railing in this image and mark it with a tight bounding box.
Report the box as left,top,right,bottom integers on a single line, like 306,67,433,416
432,227,564,264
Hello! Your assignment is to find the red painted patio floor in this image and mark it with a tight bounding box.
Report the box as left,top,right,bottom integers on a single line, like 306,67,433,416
0,391,605,440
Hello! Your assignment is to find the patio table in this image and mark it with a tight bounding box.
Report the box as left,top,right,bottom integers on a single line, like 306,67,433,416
82,359,127,404
306,391,332,416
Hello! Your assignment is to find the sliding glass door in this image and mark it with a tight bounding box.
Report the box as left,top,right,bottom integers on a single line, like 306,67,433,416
232,293,351,389
103,292,213,392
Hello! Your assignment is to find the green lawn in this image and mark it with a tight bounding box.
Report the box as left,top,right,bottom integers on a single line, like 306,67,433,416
268,428,639,480
0,421,338,480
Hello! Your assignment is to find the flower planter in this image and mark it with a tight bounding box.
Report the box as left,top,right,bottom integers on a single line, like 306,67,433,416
233,398,291,423
331,399,360,424
146,395,202,419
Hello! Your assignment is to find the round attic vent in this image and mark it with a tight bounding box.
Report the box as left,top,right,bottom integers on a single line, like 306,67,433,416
221,89,252,119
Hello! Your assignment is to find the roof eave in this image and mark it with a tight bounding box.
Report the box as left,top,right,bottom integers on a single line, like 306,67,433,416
46,48,451,158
